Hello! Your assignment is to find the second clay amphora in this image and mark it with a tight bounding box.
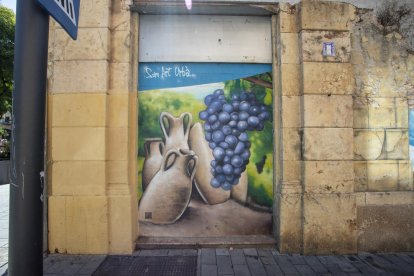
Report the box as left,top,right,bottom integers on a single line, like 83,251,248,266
141,138,165,192
139,148,198,224
160,112,192,152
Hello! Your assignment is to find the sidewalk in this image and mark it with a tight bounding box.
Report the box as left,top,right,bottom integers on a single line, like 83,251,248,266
1,183,414,275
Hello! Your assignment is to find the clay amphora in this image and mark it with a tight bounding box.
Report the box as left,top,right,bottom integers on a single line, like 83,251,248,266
160,112,192,152
231,170,248,204
142,138,165,192
139,148,198,224
188,123,230,205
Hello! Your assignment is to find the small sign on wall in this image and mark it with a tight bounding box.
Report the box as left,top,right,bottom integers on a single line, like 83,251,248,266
323,42,335,56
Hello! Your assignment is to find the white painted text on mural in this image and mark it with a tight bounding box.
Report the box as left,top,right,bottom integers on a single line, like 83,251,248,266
144,65,196,80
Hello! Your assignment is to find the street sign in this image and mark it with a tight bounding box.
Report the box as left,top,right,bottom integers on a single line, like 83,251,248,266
37,0,80,40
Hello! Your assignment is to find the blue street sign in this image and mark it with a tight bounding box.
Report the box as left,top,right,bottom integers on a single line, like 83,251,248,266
37,0,80,40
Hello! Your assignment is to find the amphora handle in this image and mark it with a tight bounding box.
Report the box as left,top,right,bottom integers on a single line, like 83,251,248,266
180,112,193,141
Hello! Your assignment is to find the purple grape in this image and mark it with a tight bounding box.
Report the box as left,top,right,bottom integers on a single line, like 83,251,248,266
204,122,211,131
199,111,208,120
232,101,240,110
232,95,240,101
239,111,249,121
230,112,238,121
223,164,233,175
213,147,225,160
207,107,216,115
231,129,240,136
209,142,217,149
238,132,248,142
208,114,217,123
241,150,250,160
219,142,229,149
223,104,233,113
210,178,221,188
211,121,221,130
214,89,224,96
225,135,237,146
212,130,225,143
247,93,256,101
249,106,260,115
257,122,264,131
218,112,231,124
226,175,234,181
258,111,270,121
234,142,245,154
216,166,223,174
222,125,232,135
240,92,248,101
217,174,226,182
218,95,225,101
248,116,260,127
232,178,239,185
223,156,231,164
237,121,248,131
225,149,234,156
222,182,232,190
239,101,250,112
234,167,242,175
231,155,243,167
204,94,214,106
205,132,212,141
229,120,237,128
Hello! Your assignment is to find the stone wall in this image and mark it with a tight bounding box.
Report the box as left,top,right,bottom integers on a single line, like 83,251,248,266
46,0,139,254
351,5,414,252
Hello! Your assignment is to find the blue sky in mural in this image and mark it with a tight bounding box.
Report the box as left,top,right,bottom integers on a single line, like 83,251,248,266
410,110,414,146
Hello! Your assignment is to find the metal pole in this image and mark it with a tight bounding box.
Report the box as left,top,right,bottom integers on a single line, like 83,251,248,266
9,0,49,275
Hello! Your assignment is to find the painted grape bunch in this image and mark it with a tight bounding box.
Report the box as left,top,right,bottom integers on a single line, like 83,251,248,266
199,89,270,190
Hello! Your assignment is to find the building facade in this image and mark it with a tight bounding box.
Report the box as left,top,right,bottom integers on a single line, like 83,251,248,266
45,0,414,255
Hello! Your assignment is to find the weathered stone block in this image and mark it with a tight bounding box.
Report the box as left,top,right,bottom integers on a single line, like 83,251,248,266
303,95,353,127
277,193,302,253
108,94,129,127
110,62,130,92
303,128,353,161
398,161,413,191
304,161,354,193
50,161,106,196
354,130,385,161
302,62,354,95
66,196,109,253
282,161,302,182
51,127,106,161
300,1,356,31
365,191,414,205
107,161,128,184
385,130,409,160
107,183,130,196
111,30,131,63
48,196,67,253
281,33,300,64
109,195,135,254
303,194,357,255
50,94,106,127
282,96,301,128
368,98,396,128
367,161,398,192
78,0,111,28
111,1,131,31
354,161,367,192
106,127,128,161
281,63,301,96
54,28,110,61
357,205,414,252
353,101,369,129
301,31,351,63
396,98,408,128
282,128,302,161
52,61,109,93
279,3,299,33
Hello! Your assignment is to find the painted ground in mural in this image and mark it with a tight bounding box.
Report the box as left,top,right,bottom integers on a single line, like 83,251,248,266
137,63,273,237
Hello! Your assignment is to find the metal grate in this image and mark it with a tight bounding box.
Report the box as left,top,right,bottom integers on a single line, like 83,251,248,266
93,256,197,276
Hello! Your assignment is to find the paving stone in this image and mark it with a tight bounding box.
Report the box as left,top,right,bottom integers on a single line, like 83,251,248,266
216,248,230,256
233,264,251,276
333,256,360,273
380,254,414,275
139,249,169,256
304,256,329,274
217,255,233,275
201,248,216,265
395,253,414,266
260,256,276,265
350,261,380,275
263,264,283,276
230,249,246,265
245,255,266,276
182,249,198,256
295,264,317,276
243,248,258,256
289,254,307,265
323,263,348,276
168,249,183,256
201,264,217,276
273,255,299,275
77,255,106,275
359,253,402,274
257,249,272,258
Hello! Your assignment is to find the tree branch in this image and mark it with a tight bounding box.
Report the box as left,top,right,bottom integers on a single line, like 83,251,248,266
242,77,273,89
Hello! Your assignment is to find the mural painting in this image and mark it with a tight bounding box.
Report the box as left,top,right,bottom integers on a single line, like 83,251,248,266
137,63,274,237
